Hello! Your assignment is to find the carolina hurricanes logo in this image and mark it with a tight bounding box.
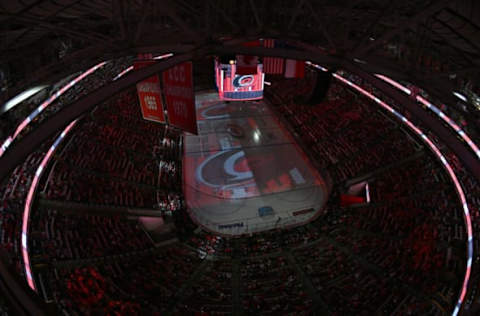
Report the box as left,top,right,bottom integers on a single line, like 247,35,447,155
233,75,255,88
196,149,255,190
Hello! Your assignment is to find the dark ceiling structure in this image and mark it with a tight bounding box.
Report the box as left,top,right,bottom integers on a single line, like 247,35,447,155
0,0,479,108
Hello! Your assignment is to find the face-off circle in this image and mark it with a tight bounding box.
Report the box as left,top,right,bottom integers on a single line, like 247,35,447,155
226,123,245,138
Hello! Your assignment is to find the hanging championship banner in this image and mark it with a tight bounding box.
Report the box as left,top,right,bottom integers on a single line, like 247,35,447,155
162,61,197,134
134,60,166,123
262,39,285,74
284,59,305,78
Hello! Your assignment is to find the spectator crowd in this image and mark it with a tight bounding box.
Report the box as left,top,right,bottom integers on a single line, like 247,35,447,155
0,61,477,315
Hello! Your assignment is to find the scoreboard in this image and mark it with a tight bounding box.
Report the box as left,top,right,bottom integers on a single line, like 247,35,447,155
215,58,264,101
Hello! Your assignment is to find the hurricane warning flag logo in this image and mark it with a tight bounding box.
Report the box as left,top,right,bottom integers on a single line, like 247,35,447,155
233,75,255,88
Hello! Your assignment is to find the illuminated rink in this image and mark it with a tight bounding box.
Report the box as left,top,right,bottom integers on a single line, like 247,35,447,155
184,91,328,235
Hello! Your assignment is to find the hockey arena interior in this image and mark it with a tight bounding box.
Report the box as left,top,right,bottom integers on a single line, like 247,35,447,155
0,1,480,315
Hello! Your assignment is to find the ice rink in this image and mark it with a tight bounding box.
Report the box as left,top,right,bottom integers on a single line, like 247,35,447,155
183,91,329,235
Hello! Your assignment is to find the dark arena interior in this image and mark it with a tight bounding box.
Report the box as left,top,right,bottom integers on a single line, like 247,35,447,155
0,1,480,316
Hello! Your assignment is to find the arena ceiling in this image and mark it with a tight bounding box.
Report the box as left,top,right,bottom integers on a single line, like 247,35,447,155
0,0,479,105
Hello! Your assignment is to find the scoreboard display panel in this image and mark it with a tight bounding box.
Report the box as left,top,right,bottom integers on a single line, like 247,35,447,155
215,58,264,101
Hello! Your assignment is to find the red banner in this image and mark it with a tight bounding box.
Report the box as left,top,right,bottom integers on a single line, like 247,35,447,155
340,194,365,207
162,62,197,134
263,39,285,74
236,55,259,75
236,40,261,75
134,61,166,123
284,59,305,78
